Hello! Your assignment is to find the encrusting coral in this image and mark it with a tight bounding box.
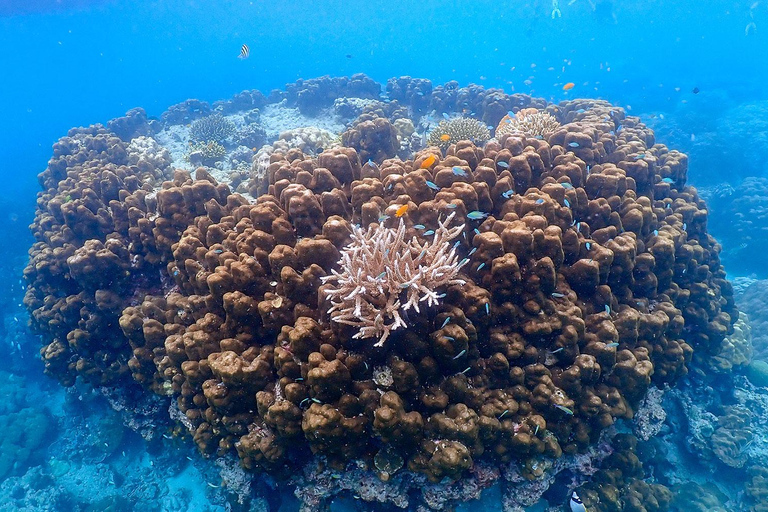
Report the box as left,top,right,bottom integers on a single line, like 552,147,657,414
24,76,738,509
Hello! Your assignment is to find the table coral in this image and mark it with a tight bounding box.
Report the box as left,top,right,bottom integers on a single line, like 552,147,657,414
24,76,738,508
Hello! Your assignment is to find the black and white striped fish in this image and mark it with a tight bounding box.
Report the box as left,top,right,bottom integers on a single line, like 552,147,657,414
238,44,250,59
570,491,588,512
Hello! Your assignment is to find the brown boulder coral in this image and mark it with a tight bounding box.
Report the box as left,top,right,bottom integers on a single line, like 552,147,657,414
25,90,736,493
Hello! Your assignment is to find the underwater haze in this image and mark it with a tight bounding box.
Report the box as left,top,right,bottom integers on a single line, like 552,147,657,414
3,0,768,511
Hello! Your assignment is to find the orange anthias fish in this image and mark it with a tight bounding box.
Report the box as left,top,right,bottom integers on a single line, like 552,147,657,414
395,204,409,217
420,154,437,168
563,82,575,91
440,134,451,142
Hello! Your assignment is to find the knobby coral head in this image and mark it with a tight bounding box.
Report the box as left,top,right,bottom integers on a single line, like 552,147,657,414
322,211,467,346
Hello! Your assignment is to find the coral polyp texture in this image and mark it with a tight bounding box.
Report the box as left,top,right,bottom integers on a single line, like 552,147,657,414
24,75,737,510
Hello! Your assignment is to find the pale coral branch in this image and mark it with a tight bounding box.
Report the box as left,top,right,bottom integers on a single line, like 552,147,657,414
322,212,466,346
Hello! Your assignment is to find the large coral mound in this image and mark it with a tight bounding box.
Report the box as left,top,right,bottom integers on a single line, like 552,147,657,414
25,83,736,488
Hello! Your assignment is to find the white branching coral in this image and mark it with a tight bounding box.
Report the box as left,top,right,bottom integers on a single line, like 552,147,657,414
322,212,466,346
495,108,560,139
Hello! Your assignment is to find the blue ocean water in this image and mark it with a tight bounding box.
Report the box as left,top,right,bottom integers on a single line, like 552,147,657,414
2,0,768,510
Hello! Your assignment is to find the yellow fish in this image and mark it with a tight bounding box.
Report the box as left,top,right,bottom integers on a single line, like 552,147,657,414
420,154,437,168
395,204,409,218
440,134,451,142
563,82,576,91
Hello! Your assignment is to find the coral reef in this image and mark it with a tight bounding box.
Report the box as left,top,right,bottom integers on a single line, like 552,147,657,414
24,76,740,510
496,108,561,139
322,212,466,345
703,177,768,277
427,117,490,151
232,123,267,149
284,74,381,116
188,140,227,166
737,279,768,361
161,98,212,125
577,435,672,512
341,116,399,162
189,114,236,145
107,107,156,141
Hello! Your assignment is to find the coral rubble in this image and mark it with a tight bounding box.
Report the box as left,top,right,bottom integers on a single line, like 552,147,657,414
24,75,738,510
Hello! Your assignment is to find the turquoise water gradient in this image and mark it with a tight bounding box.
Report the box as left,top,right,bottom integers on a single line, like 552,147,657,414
1,0,767,204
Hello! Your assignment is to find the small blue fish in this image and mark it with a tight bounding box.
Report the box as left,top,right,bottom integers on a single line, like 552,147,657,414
568,142,580,148
453,240,461,249
653,229,659,236
507,110,514,117
468,247,478,256
605,304,611,314
414,224,425,230
485,303,490,315
467,211,489,220
452,166,467,177
378,214,390,222
635,154,646,160
535,199,545,205
452,349,466,360
563,199,571,208
443,112,450,120
367,158,378,168
459,258,470,266
551,292,565,298
682,223,687,231
576,108,586,113
497,161,510,169
586,242,592,250
445,336,455,341
473,228,481,235
498,409,509,419
446,203,458,209
426,181,441,191
606,342,619,348
461,367,471,374
424,230,435,236
555,404,574,415
477,262,486,271
662,177,674,184
561,182,574,189
576,222,581,232
549,347,564,354
441,317,451,329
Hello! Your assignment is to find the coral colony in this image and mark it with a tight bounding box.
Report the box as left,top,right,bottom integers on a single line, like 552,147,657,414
24,75,737,511
322,212,466,346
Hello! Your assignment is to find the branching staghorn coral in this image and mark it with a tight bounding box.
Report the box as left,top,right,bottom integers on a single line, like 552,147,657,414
189,113,235,144
322,212,466,346
496,108,560,139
